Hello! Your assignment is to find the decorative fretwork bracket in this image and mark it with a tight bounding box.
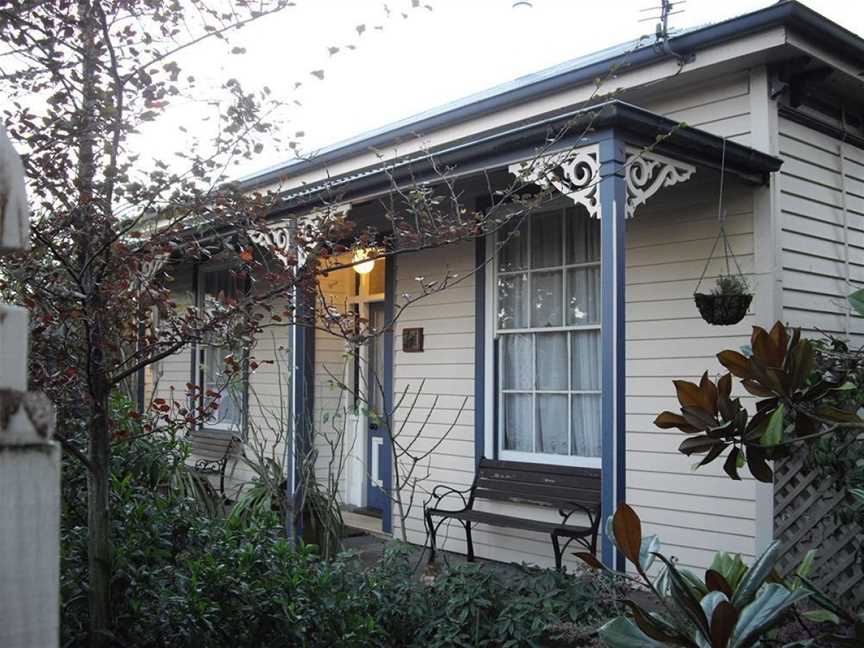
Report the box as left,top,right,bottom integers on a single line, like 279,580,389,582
508,145,695,219
623,147,695,218
247,203,351,266
508,147,601,218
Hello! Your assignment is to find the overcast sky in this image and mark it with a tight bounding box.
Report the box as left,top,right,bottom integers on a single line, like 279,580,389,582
136,0,864,180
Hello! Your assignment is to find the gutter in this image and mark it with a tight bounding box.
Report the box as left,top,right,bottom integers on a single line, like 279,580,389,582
238,1,855,193
263,100,783,218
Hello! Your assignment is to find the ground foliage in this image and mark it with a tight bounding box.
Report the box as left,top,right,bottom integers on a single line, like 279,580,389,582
60,432,615,647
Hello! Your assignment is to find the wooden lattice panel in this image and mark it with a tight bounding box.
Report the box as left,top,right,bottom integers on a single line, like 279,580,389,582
774,456,863,606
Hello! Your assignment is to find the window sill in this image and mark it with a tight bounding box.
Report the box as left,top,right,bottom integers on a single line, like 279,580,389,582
495,451,601,471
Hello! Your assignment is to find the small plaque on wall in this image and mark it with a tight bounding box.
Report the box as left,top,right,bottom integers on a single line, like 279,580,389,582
402,327,424,353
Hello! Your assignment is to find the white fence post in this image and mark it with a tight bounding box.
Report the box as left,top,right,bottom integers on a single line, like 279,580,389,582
0,125,59,647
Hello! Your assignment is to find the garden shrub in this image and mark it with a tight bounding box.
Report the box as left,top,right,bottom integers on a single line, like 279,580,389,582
60,433,613,647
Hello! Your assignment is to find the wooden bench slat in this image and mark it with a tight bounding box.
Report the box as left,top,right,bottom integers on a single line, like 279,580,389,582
444,510,593,536
480,459,600,479
473,488,599,511
476,476,600,498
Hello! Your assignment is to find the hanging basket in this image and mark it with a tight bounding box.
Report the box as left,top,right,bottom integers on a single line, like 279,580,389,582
693,292,752,326
693,138,753,326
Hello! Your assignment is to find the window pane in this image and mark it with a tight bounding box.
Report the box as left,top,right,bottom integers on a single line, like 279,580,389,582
205,347,243,428
566,208,600,264
503,394,532,451
497,273,528,329
530,271,563,327
531,210,563,269
571,330,601,390
497,218,528,272
368,260,386,294
536,394,568,455
501,334,532,390
536,332,567,390
566,267,600,325
204,268,237,303
571,394,601,457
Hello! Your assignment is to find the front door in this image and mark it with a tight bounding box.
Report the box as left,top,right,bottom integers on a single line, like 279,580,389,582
366,302,388,513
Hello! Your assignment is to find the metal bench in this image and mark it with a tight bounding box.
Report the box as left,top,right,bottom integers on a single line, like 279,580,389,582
186,430,244,499
424,458,601,570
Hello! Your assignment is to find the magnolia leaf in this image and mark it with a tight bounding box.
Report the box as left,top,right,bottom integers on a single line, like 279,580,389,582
760,404,785,447
653,554,710,637
802,609,840,624
705,569,733,598
731,540,781,609
597,617,668,647
699,372,719,414
723,447,742,480
848,288,864,316
746,446,773,483
623,601,681,643
639,534,661,573
612,504,643,569
674,379,714,412
768,321,789,357
718,350,752,379
680,435,722,456
729,584,810,647
710,600,738,648
574,552,604,570
710,552,749,592
655,411,700,433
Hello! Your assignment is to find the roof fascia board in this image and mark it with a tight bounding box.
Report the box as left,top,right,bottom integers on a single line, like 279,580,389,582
784,31,864,87
267,102,781,218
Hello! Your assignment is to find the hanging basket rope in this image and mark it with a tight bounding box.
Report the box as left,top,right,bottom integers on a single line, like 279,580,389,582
693,139,753,326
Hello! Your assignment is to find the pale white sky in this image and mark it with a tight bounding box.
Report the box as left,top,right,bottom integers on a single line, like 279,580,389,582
136,0,864,180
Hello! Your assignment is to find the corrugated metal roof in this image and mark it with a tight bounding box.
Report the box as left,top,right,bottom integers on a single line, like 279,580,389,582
238,29,685,183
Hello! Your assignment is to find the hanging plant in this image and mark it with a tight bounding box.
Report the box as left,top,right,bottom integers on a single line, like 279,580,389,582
694,272,752,326
693,138,753,326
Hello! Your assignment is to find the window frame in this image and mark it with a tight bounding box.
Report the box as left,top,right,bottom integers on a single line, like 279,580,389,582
486,203,602,469
196,264,248,436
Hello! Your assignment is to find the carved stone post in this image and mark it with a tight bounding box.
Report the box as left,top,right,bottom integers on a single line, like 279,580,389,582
0,125,59,647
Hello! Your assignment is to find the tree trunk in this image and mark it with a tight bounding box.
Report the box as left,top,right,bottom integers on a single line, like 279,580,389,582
76,1,112,643
87,393,111,645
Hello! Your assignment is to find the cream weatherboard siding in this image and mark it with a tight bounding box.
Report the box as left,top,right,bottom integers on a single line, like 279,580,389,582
150,265,294,492
777,116,864,345
383,178,759,571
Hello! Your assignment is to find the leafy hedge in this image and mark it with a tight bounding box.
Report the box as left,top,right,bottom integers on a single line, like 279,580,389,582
60,434,613,647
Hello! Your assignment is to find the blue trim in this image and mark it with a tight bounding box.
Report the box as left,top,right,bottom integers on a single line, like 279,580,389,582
474,236,486,466
189,263,199,416
291,279,316,540
599,132,628,572
381,255,396,535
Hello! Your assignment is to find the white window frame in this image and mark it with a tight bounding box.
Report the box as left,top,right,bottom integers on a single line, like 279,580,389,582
196,265,247,434
484,204,602,469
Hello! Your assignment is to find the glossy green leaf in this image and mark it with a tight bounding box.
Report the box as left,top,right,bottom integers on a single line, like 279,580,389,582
760,404,785,447
731,540,781,609
847,288,864,316
709,552,748,592
801,609,840,624
729,583,810,647
597,617,669,648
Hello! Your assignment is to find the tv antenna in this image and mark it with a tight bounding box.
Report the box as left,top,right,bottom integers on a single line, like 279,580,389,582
638,0,692,67
639,0,686,40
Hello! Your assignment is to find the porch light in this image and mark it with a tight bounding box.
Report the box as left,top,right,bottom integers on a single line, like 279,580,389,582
353,248,376,275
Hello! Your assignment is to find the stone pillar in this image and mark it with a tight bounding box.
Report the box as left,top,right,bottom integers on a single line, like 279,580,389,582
0,124,59,648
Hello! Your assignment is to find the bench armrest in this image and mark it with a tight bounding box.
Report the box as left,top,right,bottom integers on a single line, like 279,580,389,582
559,502,600,532
425,484,472,513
